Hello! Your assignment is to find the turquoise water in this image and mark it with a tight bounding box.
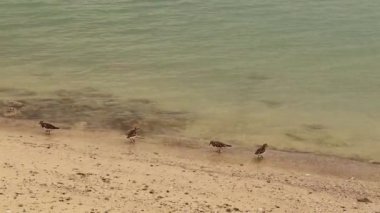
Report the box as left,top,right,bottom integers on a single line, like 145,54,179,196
1,0,380,160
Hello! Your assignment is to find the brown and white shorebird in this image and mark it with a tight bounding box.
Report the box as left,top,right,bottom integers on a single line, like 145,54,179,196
255,143,268,159
126,127,138,143
39,121,60,135
209,140,232,153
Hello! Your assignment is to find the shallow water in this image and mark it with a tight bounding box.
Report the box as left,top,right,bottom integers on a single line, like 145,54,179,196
1,0,380,161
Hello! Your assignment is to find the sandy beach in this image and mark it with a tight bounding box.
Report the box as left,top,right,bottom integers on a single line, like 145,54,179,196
0,118,379,213
2,0,380,212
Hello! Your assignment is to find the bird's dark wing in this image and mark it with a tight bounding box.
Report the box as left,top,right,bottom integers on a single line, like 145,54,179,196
255,148,261,154
212,141,231,147
127,129,136,138
255,146,264,154
44,123,60,129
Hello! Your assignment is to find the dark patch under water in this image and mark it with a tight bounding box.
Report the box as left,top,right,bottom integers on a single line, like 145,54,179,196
260,100,283,108
0,87,37,97
284,125,348,148
0,88,191,135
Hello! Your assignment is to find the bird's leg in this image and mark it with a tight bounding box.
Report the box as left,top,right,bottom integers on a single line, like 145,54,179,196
217,147,221,153
45,129,51,135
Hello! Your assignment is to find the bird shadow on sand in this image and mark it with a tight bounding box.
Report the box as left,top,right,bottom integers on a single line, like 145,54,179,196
205,150,230,163
252,157,265,163
121,145,136,156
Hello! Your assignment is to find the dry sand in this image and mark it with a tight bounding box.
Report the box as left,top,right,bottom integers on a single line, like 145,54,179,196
0,118,379,213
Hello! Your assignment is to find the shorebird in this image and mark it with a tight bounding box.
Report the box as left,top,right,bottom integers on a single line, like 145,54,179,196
255,143,268,159
39,121,60,135
209,140,231,153
126,127,138,143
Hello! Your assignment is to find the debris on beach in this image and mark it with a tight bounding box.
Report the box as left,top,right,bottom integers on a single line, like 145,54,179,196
356,197,372,203
369,160,380,165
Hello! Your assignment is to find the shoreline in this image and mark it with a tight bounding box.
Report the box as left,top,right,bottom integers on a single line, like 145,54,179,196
1,94,380,163
0,118,379,212
1,117,380,181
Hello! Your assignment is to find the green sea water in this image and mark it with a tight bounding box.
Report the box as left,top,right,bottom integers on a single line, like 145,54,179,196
1,0,380,161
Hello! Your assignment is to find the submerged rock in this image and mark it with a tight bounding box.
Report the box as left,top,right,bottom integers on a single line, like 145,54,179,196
0,88,191,134
0,87,36,97
3,107,21,118
3,100,25,108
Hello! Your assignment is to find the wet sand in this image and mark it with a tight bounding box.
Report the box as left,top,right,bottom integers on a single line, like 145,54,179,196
0,118,379,212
